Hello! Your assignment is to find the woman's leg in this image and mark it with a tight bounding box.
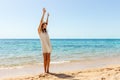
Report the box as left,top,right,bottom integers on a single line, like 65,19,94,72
43,53,47,73
46,53,50,73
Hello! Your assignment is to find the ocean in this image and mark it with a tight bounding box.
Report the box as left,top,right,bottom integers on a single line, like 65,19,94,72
0,39,120,68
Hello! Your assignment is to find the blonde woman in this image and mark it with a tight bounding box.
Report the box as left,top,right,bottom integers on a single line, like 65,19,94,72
38,8,52,73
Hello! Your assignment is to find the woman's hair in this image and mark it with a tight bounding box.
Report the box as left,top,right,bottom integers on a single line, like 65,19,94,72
41,22,47,29
41,22,48,33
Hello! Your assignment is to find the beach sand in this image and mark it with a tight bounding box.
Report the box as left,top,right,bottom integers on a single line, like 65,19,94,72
1,57,120,80
3,65,120,80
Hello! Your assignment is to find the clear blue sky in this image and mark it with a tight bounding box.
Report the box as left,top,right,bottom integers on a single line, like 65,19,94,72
0,0,120,39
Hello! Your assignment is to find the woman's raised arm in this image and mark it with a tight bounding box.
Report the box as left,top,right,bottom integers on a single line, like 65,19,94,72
46,13,49,25
38,8,46,33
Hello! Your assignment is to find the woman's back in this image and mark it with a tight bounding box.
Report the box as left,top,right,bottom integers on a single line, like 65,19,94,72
39,32,52,53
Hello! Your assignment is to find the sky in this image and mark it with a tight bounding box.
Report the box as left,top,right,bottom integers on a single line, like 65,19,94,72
0,0,120,39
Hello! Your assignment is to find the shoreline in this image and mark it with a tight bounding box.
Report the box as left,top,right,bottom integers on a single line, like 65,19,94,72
0,56,120,79
0,54,120,69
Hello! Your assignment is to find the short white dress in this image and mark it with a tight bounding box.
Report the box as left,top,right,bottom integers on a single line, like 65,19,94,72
39,32,52,53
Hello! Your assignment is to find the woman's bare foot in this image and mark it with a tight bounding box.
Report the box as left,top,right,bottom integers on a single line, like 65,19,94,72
47,70,49,73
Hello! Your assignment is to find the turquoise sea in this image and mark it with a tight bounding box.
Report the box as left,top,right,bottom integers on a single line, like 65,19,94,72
0,39,120,68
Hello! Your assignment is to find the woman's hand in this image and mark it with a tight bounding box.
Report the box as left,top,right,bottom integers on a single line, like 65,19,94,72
43,8,46,13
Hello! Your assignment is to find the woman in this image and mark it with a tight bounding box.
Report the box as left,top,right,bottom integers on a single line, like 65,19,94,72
38,8,52,73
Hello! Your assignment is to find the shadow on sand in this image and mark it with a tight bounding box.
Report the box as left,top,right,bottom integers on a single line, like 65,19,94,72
49,72,74,79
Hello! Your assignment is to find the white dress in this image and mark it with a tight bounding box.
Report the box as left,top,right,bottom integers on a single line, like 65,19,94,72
39,32,52,53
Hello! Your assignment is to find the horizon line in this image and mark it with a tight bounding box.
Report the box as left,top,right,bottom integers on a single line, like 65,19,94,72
0,38,120,39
